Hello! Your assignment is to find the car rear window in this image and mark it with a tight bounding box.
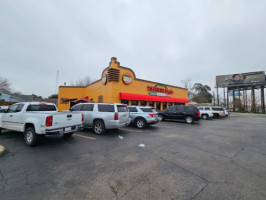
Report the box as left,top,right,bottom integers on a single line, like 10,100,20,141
117,105,128,112
26,105,57,111
205,107,210,110
81,104,94,111
212,107,224,111
98,104,115,112
140,108,154,112
128,107,138,112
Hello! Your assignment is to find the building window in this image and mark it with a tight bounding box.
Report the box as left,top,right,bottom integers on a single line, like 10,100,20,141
163,102,167,110
98,95,103,103
149,101,154,107
141,101,147,106
174,103,184,105
121,99,129,105
131,100,138,105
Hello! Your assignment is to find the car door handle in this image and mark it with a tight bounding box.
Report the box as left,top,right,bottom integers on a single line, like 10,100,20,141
9,115,13,117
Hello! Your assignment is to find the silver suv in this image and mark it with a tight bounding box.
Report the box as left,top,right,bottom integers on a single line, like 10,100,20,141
70,103,130,134
128,106,160,129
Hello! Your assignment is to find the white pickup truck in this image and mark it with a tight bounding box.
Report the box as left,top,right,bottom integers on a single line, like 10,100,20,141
0,102,84,146
198,107,214,120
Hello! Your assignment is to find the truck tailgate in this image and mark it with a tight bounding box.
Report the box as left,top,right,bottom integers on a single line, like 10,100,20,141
50,112,82,129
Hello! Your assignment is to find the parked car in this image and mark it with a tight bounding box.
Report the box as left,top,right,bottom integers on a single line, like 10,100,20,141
158,105,201,124
0,102,84,146
198,107,214,119
211,107,226,118
70,103,130,135
198,106,226,119
223,108,230,116
128,106,159,128
0,106,8,113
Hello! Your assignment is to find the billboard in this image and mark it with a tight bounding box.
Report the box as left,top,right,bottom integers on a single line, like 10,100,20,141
228,91,242,96
216,71,265,87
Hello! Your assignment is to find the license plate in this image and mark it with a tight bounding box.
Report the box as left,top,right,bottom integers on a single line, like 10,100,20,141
65,127,71,132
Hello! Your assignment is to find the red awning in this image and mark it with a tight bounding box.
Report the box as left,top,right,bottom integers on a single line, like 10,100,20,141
120,93,189,103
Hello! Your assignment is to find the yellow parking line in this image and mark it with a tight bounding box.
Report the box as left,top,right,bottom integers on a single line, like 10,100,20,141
120,128,143,133
73,134,96,140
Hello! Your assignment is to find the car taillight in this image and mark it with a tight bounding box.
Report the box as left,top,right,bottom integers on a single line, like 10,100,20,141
114,112,118,120
46,116,53,127
82,114,84,122
198,112,200,117
149,113,154,117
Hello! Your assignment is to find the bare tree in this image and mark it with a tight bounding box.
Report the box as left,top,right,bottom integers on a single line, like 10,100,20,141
181,78,192,89
70,76,94,87
180,78,193,101
0,76,11,93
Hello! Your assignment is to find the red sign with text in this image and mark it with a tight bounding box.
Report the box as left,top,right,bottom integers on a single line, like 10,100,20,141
147,86,173,94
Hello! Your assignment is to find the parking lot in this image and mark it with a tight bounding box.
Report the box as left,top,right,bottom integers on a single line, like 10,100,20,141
0,113,266,200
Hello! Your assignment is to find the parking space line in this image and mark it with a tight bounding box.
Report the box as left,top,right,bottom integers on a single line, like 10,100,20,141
73,134,96,140
120,128,143,133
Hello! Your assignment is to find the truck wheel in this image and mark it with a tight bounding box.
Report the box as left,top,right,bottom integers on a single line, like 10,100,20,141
0,128,2,135
158,115,164,121
135,118,146,129
24,127,38,146
202,114,208,120
93,120,105,135
63,132,74,137
185,116,193,124
213,113,220,119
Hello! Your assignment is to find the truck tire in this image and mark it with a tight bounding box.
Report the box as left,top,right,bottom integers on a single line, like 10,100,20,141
135,118,146,129
158,115,164,121
185,116,193,124
24,127,38,146
93,120,106,135
0,128,2,135
63,132,74,137
214,113,220,119
202,114,208,120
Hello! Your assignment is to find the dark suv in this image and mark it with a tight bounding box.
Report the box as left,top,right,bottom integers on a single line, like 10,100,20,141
158,105,201,124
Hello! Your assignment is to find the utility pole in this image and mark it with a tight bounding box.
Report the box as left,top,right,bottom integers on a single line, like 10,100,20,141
216,87,219,106
55,70,59,94
213,91,216,106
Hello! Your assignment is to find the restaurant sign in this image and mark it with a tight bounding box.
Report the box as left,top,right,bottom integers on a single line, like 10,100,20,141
147,85,173,97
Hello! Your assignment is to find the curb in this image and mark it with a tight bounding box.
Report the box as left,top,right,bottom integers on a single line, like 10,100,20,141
0,145,5,156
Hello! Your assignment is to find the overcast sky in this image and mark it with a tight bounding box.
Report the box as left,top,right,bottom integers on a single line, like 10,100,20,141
0,0,266,97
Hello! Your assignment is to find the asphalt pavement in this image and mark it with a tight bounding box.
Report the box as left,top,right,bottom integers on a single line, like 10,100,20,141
0,113,266,200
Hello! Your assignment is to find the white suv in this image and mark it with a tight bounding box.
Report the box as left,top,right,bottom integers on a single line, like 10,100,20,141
70,103,130,135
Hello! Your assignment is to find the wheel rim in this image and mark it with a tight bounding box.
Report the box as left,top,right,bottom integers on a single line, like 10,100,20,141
26,131,33,143
203,115,207,119
158,115,163,121
137,120,144,128
186,117,192,123
95,123,102,134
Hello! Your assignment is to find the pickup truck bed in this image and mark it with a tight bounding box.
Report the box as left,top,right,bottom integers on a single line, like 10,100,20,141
0,102,83,146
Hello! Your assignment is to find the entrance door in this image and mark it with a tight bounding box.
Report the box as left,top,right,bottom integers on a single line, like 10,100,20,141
156,102,161,111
